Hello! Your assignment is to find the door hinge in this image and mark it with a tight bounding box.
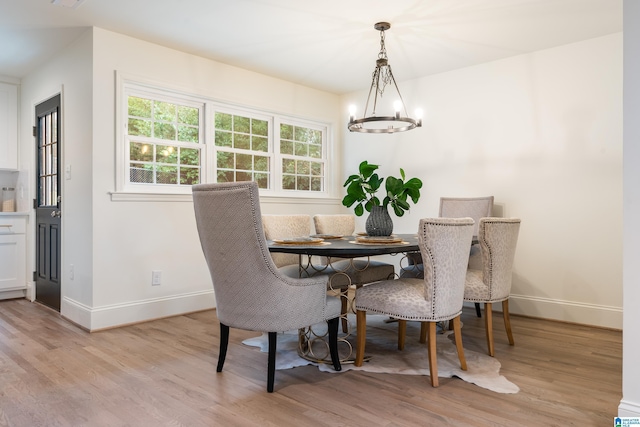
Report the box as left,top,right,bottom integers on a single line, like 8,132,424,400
33,198,37,209
33,271,37,281
32,126,36,137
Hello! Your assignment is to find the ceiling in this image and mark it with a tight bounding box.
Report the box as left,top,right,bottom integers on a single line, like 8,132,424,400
0,0,622,94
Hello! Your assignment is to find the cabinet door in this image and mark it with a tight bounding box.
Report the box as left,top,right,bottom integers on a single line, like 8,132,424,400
0,82,18,170
0,234,26,290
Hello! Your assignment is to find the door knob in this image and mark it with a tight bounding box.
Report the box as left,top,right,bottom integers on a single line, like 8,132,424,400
50,210,61,218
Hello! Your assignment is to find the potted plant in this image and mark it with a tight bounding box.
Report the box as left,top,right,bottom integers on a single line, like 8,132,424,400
342,160,423,236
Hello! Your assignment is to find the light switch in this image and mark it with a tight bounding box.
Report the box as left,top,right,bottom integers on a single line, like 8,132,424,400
65,165,71,180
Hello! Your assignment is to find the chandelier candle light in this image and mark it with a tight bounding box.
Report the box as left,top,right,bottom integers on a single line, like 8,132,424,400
348,22,422,134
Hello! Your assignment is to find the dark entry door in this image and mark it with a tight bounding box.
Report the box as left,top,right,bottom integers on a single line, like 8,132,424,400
35,94,61,311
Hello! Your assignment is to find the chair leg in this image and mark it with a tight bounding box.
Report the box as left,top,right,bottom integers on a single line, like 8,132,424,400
475,302,482,317
327,317,342,371
419,322,427,344
398,319,407,350
426,321,438,387
217,323,230,372
267,332,277,393
355,310,367,367
502,299,515,346
484,302,495,357
451,316,467,371
341,296,349,333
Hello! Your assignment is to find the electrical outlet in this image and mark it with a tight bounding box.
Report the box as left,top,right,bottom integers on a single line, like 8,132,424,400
69,264,74,280
152,270,161,286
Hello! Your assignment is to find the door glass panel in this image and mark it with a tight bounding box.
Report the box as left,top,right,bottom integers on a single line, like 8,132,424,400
38,111,59,207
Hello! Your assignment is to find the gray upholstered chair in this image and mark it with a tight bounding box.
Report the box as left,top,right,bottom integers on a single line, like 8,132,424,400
439,196,494,237
313,214,395,332
440,196,494,318
464,217,521,357
354,217,474,387
192,182,342,392
403,196,494,316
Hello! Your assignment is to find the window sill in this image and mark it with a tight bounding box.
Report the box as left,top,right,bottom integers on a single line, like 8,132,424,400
110,191,193,202
109,190,342,205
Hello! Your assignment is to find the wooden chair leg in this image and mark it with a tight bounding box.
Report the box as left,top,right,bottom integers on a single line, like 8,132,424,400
327,317,342,371
419,322,427,344
502,299,515,345
426,321,439,387
484,302,495,357
398,319,407,350
217,323,230,372
355,310,367,367
451,316,467,371
267,332,277,393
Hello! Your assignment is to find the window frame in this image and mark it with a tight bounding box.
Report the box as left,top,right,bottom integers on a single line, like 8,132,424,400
273,116,328,195
114,74,334,201
116,76,207,196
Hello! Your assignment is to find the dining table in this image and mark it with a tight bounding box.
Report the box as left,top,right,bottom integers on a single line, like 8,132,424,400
268,233,422,364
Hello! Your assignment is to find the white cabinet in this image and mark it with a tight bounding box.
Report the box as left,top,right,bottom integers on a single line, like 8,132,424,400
0,82,18,170
0,215,26,292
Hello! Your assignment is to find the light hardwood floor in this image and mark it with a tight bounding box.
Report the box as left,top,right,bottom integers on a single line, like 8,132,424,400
0,299,621,426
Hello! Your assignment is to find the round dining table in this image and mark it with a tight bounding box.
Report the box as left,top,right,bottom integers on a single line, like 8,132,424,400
267,233,422,364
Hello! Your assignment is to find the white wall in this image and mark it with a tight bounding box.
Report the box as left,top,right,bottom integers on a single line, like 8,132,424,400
342,33,623,328
85,28,344,330
19,27,623,332
19,30,95,316
620,0,640,417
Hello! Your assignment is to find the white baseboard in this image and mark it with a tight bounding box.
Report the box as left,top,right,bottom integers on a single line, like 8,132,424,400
0,288,26,300
619,399,640,417
464,294,622,329
508,294,621,329
25,281,34,301
61,290,216,331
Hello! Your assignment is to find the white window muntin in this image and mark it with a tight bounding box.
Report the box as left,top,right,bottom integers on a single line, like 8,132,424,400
122,85,205,194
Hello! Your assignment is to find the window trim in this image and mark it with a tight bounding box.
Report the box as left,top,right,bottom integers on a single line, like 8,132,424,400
113,72,335,201
116,74,207,196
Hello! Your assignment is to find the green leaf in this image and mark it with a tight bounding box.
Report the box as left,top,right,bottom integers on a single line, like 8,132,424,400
342,194,357,207
406,188,420,203
354,203,364,216
385,176,403,195
359,160,379,179
392,204,404,216
395,198,410,210
343,174,360,187
405,177,423,189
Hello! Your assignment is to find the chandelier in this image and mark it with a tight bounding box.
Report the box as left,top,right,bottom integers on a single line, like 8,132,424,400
348,22,422,134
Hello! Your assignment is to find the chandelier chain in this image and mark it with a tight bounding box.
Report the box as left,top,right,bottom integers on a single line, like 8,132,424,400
378,30,388,61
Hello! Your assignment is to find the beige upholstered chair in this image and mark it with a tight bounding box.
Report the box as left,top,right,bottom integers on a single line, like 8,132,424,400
192,182,341,392
262,214,312,275
313,214,395,332
464,217,521,357
355,217,475,387
313,214,356,237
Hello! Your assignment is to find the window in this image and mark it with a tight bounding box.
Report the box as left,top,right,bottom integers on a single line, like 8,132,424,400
125,92,203,189
117,77,330,198
214,111,271,189
279,122,325,192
